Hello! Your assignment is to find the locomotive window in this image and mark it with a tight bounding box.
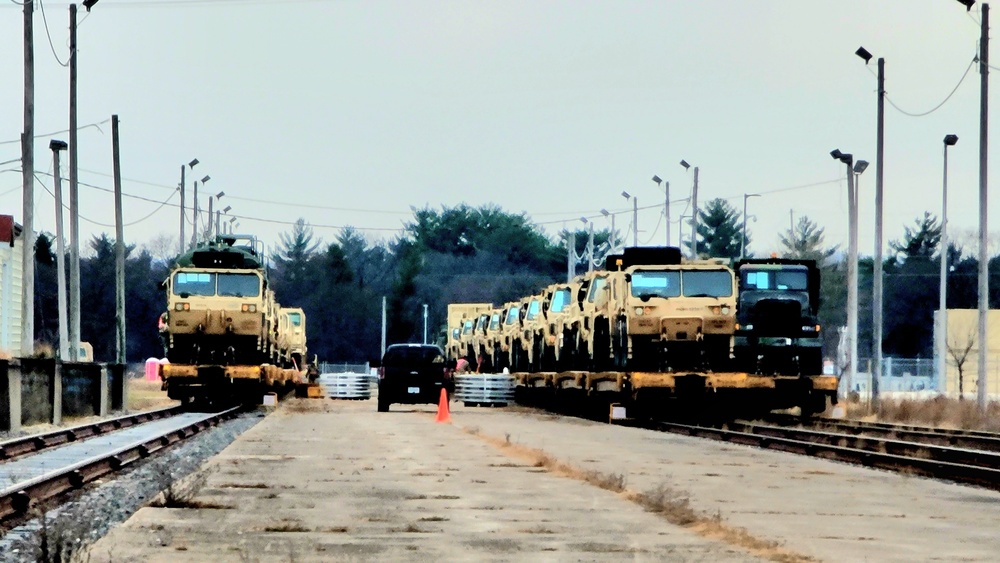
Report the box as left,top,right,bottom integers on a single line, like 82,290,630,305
630,271,681,298
550,288,571,312
288,312,302,326
217,273,261,297
587,276,607,302
505,306,520,325
173,272,215,296
682,270,733,297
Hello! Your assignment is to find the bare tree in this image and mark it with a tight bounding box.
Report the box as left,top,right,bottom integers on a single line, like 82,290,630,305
142,232,178,266
947,324,976,400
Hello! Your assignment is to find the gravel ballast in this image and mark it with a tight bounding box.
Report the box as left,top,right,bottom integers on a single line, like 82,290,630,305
0,410,265,562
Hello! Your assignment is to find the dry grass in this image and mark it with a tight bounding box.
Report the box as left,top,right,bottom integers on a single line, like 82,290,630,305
263,519,309,533
128,377,178,411
845,396,1000,431
464,426,816,563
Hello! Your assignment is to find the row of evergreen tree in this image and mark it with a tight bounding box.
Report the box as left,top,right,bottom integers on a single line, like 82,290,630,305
26,198,995,364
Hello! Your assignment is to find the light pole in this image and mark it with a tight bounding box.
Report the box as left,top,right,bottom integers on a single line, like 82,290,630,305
856,45,886,407
180,158,198,255
622,191,637,247
831,149,865,396
192,175,210,247
741,193,760,259
49,140,69,359
939,134,959,394
219,205,231,236
652,175,670,247
209,191,224,239
681,160,699,258
601,208,615,252
579,217,594,272
228,215,237,235
422,304,428,345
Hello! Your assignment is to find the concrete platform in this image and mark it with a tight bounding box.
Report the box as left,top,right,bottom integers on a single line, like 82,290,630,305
88,399,1000,562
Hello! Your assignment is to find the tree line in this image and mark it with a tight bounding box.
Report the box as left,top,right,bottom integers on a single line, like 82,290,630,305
24,199,999,364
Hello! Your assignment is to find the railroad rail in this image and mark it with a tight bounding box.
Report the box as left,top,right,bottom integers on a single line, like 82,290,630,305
0,405,184,463
0,406,241,522
758,415,1000,453
653,420,1000,492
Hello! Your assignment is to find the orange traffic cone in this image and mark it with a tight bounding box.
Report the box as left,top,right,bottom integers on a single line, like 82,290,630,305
435,388,451,423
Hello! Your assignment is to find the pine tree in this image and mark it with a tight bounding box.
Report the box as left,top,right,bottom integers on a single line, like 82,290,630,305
779,216,837,263
691,198,743,259
890,212,941,261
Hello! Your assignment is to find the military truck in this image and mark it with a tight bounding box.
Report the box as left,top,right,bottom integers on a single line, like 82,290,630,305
734,259,823,375
446,303,492,365
592,246,736,372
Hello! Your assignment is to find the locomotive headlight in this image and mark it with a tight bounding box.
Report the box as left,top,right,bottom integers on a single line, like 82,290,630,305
634,307,644,316
241,304,257,313
175,303,190,311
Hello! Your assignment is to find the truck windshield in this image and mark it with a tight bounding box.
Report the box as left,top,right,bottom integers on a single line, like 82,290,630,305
288,311,302,326
743,269,808,291
489,313,501,330
630,270,681,298
218,273,261,297
526,300,541,320
682,270,734,298
505,306,520,325
173,272,215,296
587,276,608,303
550,288,571,312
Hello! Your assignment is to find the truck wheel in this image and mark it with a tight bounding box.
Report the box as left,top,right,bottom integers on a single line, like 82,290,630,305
377,397,390,412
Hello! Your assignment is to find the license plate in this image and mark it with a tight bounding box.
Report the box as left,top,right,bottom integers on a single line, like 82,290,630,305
407,387,420,394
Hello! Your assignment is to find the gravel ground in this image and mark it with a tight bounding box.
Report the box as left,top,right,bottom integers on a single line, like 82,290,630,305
0,410,265,562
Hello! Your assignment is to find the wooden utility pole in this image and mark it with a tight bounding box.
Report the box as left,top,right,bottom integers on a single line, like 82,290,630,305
68,3,81,361
21,0,34,357
113,115,125,364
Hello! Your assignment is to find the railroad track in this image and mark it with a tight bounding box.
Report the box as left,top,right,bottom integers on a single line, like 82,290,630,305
654,419,1000,492
757,414,1000,453
0,406,241,522
0,405,184,463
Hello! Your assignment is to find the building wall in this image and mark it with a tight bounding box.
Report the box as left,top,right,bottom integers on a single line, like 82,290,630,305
942,309,1000,398
0,231,24,356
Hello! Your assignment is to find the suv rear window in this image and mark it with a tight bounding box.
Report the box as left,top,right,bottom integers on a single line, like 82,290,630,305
383,346,445,366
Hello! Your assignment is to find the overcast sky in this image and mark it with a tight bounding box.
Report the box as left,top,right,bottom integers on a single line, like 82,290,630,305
0,0,993,259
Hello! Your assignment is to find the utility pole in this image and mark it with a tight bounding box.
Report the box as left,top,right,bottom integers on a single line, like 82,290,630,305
50,140,68,359
208,196,214,240
872,56,886,409
664,181,671,247
741,193,759,259
632,197,638,247
587,221,594,272
977,2,990,410
691,167,699,258
68,3,81,361
566,231,575,282
112,115,125,364
380,296,387,357
940,134,958,397
847,164,859,397
20,0,35,357
179,165,185,255
191,179,199,248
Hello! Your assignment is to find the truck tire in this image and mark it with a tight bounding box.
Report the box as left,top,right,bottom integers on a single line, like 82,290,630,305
377,396,390,412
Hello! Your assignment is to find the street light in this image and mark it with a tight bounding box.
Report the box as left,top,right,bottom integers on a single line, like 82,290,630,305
180,158,199,254
601,208,615,251
652,175,670,246
192,175,211,247
622,191,638,247
680,160,699,258
939,134,959,394
580,216,594,272
49,140,69,359
856,44,886,407
832,148,860,395
957,0,975,9
741,193,760,259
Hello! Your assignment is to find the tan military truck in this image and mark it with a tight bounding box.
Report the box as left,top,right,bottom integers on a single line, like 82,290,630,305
495,301,522,372
592,247,736,372
446,303,492,364
277,307,308,369
553,271,609,371
514,292,546,372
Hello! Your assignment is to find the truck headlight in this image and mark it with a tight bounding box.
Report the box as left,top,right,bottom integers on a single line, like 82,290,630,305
634,307,644,316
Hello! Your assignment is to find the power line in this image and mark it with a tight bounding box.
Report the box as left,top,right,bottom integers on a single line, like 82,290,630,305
869,55,976,118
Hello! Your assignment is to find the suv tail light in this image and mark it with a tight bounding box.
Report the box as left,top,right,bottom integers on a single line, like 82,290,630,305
378,367,385,380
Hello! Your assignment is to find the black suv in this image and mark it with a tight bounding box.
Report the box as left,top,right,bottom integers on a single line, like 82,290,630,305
374,344,455,412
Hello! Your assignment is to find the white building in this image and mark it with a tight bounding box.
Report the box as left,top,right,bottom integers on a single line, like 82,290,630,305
0,215,24,356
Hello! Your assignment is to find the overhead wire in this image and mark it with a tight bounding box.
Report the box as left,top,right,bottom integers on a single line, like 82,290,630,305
38,0,70,67
868,54,976,118
0,118,109,146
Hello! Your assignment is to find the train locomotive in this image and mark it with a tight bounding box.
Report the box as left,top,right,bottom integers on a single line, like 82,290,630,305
158,235,307,404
